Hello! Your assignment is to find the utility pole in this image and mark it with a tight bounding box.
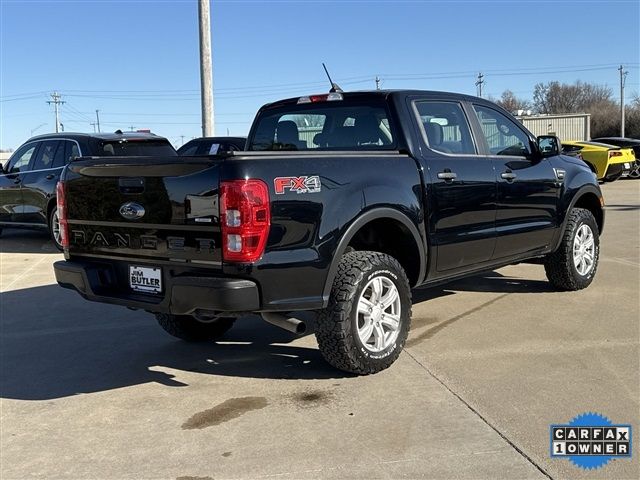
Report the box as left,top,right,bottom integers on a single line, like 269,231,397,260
198,0,214,136
47,92,65,133
475,72,484,97
180,135,185,146
129,126,135,132
95,109,101,133
90,122,97,133
619,65,628,137
375,76,381,90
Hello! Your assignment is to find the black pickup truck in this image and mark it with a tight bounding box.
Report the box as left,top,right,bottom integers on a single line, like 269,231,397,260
54,90,604,374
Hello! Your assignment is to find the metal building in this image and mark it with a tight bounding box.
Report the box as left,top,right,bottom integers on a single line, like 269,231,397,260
516,113,591,141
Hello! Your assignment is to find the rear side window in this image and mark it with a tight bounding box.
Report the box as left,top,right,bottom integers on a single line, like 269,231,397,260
473,105,532,157
98,140,177,156
31,141,60,170
52,140,80,167
249,103,395,151
414,101,476,154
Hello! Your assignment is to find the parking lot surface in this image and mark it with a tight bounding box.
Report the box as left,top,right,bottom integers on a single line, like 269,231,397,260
1,180,638,479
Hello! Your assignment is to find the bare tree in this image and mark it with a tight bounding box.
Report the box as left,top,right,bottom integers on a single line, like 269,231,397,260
533,81,613,114
495,90,531,113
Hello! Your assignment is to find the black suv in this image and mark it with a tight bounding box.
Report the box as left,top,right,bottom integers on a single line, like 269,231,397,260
0,132,176,249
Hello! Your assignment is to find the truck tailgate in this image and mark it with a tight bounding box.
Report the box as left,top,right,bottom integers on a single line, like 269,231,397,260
64,157,222,267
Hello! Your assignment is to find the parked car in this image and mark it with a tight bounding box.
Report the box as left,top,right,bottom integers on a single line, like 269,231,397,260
177,136,246,155
591,137,640,178
559,143,584,160
561,140,635,181
54,90,604,374
0,132,176,249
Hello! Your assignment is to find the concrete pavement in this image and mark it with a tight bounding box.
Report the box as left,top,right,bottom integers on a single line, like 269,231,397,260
1,180,638,479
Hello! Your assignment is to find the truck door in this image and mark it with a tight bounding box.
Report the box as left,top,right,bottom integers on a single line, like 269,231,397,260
470,104,559,259
411,99,497,273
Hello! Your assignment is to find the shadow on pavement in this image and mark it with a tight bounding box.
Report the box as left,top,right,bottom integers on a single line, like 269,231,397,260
0,228,59,254
1,263,553,401
0,284,350,401
412,270,553,304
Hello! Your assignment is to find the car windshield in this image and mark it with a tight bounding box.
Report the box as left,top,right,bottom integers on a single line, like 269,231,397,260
98,140,177,156
248,101,395,151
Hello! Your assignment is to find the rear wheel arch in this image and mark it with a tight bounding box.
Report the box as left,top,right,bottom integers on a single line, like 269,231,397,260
46,196,57,224
321,208,426,306
583,161,598,175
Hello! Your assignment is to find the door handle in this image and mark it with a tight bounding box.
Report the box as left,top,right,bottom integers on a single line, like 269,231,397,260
501,171,517,181
437,170,458,181
46,174,57,180
13,178,21,184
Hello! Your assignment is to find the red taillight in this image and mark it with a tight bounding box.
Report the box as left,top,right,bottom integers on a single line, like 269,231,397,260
220,179,270,262
56,181,69,248
609,151,623,158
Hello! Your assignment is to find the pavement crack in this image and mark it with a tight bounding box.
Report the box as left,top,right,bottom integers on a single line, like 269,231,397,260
407,293,511,347
404,349,554,480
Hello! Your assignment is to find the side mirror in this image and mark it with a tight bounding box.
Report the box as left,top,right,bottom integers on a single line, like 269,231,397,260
537,135,561,157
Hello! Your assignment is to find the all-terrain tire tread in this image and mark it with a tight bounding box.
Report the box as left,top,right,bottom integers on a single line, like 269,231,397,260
544,208,599,291
315,251,411,375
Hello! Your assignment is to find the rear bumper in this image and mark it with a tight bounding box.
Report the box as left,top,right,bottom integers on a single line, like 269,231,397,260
604,161,632,180
54,260,260,314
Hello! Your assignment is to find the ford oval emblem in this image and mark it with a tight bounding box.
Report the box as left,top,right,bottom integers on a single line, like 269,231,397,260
119,202,145,220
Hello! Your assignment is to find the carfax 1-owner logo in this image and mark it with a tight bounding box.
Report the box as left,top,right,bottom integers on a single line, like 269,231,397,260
550,412,633,470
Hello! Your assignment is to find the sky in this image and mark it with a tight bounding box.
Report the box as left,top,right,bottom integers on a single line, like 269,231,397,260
1,0,639,150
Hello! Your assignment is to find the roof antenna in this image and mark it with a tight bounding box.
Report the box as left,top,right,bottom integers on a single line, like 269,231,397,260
323,63,343,93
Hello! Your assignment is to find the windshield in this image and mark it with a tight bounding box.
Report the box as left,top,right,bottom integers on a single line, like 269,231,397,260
97,140,177,156
248,102,395,151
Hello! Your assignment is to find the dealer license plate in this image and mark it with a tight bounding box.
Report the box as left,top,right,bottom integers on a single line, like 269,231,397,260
129,265,162,294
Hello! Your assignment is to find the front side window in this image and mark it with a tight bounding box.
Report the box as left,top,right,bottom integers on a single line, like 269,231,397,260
6,144,38,173
473,105,532,157
31,141,60,170
249,103,395,151
414,101,476,154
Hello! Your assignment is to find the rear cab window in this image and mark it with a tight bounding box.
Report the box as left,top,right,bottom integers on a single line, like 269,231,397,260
248,97,396,151
96,139,177,156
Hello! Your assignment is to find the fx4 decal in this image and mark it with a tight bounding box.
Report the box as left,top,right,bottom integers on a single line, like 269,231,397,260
274,176,322,195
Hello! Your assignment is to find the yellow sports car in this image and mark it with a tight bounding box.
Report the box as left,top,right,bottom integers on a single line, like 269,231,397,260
562,140,636,182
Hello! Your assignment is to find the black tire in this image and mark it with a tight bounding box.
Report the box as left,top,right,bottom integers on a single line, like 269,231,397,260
544,208,599,291
48,206,63,251
315,251,412,375
155,313,235,342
